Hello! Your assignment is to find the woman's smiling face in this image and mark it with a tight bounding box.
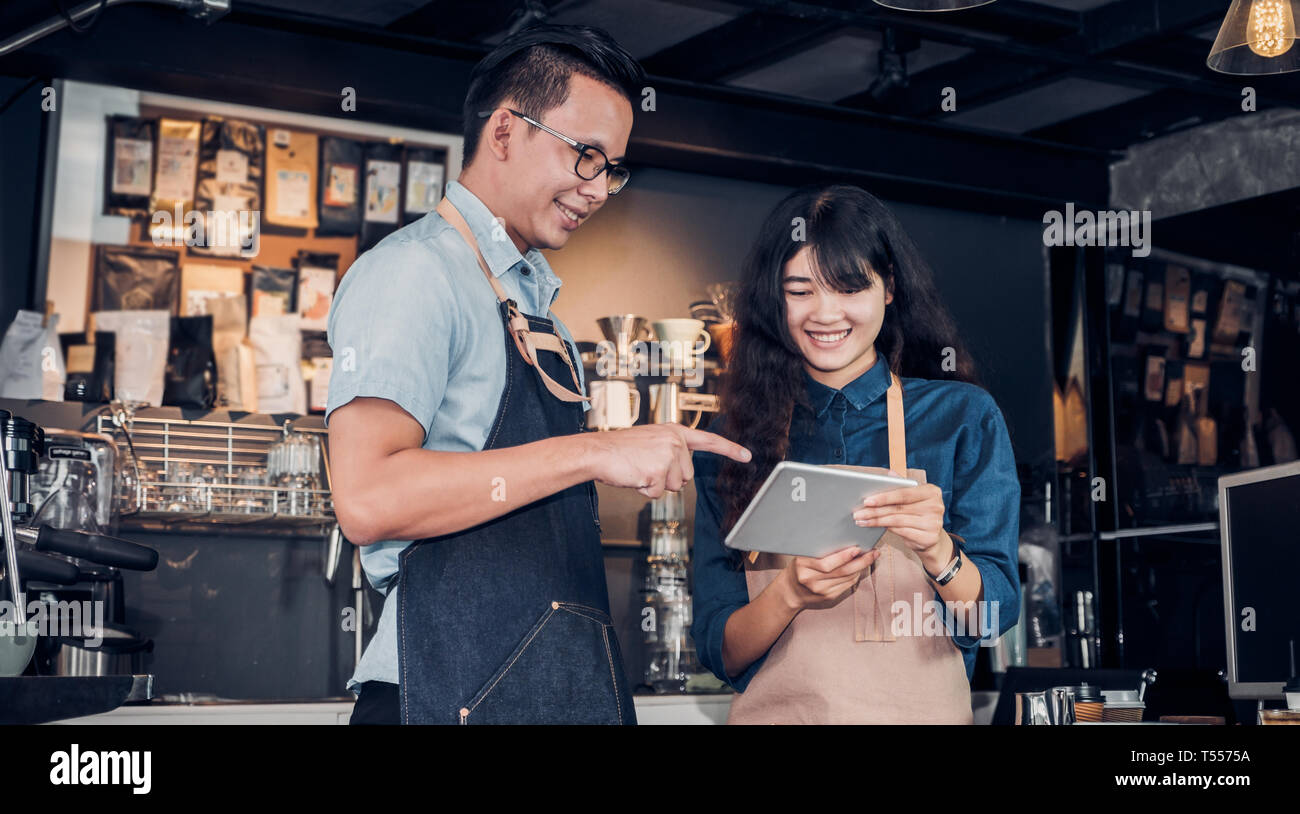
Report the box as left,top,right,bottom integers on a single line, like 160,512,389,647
783,246,893,390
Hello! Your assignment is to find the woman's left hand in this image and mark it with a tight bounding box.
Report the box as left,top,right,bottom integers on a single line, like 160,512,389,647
852,469,951,570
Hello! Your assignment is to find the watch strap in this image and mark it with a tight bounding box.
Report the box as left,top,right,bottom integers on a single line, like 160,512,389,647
926,534,962,585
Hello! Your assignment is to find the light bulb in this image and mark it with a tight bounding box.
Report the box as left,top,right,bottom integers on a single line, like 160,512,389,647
1248,0,1296,58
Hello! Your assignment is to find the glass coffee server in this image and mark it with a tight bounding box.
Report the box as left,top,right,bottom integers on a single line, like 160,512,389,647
640,491,700,693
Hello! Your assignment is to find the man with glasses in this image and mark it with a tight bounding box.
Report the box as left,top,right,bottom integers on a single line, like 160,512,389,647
326,24,751,725
480,108,631,196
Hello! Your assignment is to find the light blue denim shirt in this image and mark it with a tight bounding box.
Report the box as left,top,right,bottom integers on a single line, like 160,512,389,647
325,180,587,694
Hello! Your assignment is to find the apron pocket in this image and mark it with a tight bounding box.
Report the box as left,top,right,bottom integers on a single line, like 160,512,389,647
586,481,602,532
458,601,625,725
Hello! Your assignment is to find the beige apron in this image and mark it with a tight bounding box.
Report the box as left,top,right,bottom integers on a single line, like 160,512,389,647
726,372,973,724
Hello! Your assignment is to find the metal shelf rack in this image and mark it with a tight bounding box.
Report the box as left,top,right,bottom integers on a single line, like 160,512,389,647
94,414,334,531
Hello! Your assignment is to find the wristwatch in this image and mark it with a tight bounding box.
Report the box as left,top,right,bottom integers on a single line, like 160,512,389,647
924,534,962,586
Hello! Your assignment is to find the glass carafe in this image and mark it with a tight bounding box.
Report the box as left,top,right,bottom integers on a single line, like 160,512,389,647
641,491,702,693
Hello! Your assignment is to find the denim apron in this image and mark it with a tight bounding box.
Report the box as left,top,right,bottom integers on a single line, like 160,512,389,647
396,197,636,725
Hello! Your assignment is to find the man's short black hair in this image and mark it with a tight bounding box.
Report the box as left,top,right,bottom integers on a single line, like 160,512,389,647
461,23,645,166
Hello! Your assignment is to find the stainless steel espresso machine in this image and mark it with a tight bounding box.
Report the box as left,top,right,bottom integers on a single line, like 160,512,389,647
0,408,160,723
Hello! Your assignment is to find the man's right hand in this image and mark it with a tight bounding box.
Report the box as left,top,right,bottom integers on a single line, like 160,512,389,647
780,546,881,611
582,424,752,498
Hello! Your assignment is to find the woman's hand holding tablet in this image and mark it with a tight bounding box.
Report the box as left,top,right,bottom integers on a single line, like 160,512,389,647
852,467,954,577
778,546,882,611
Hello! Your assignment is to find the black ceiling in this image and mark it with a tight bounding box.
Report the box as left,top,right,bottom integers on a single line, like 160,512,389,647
230,0,1300,152
3,0,1293,155
2,0,1297,251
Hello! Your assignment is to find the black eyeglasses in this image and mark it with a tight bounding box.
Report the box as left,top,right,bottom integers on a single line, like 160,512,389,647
478,108,630,195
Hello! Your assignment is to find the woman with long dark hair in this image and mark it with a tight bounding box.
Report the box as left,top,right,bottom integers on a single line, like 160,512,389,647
690,184,1020,724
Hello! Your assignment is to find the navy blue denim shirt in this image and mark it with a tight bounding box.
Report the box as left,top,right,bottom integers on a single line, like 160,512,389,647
691,353,1021,690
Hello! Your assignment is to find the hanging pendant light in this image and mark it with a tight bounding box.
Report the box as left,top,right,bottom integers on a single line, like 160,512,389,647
1208,0,1300,74
873,0,998,10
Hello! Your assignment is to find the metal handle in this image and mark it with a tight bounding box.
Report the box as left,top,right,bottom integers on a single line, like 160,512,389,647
0,464,26,625
352,548,364,669
324,523,344,585
29,525,158,571
14,549,81,585
1139,668,1158,701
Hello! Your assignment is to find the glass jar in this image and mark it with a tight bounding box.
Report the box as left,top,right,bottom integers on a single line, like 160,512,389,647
163,461,194,512
233,466,266,514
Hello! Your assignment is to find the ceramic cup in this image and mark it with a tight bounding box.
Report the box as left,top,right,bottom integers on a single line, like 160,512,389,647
652,319,711,369
589,379,641,430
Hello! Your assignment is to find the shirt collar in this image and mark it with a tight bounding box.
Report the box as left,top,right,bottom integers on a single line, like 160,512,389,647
443,180,559,291
802,353,893,418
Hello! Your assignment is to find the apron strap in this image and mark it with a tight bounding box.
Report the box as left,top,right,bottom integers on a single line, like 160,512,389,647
886,371,906,474
856,370,905,642
749,369,907,572
435,197,589,404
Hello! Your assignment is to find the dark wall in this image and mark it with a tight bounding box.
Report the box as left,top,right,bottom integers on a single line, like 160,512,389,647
0,76,45,329
554,166,1054,469
890,203,1053,468
120,529,369,701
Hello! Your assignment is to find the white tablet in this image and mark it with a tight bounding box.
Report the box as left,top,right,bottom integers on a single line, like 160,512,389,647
723,461,917,559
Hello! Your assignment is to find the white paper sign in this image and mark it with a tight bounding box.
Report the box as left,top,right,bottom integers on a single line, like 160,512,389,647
404,160,443,215
364,160,401,224
249,314,305,414
155,133,198,202
274,169,311,219
0,310,65,401
91,310,171,407
310,358,332,412
296,267,336,332
112,137,153,196
215,149,250,185
325,164,357,207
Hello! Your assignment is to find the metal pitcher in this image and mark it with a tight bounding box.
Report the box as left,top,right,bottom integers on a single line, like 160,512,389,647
1017,687,1077,725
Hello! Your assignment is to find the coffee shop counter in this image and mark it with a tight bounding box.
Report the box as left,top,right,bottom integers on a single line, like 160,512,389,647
51,692,1001,725
4,398,1000,724
49,693,734,725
